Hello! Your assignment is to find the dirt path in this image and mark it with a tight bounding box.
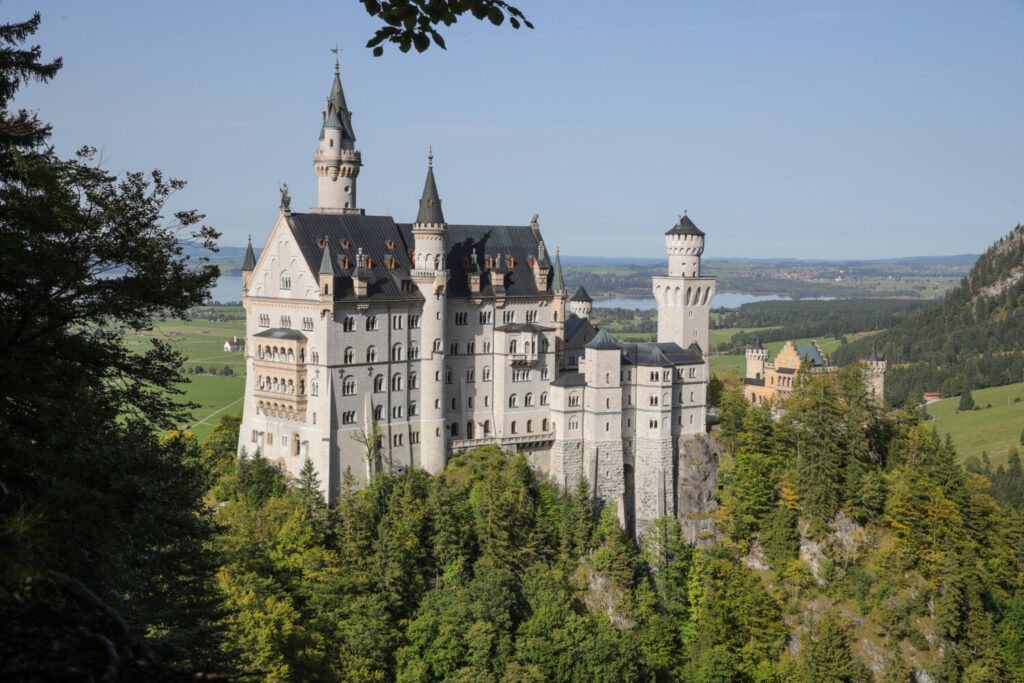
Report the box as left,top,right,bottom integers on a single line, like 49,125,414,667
188,397,244,430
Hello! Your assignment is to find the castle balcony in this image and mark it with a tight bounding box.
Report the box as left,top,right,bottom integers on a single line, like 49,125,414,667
448,431,555,452
508,353,539,366
254,391,308,422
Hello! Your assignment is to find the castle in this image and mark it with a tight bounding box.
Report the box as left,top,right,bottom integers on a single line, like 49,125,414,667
236,61,716,535
742,340,887,406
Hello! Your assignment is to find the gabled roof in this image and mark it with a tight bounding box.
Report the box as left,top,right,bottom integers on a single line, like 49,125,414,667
415,158,445,225
621,342,704,367
284,212,556,302
242,236,256,271
552,371,586,387
564,315,597,349
585,328,619,350
795,344,826,367
570,285,592,302
254,328,307,341
666,213,704,237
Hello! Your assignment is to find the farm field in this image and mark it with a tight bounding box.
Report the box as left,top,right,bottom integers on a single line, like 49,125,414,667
927,382,1024,466
126,315,247,442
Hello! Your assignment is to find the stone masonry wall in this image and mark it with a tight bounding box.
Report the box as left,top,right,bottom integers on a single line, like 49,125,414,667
676,434,720,545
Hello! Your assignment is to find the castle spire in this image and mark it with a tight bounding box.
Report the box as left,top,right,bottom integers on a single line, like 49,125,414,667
318,237,333,275
314,56,362,212
416,152,445,225
242,235,256,272
552,248,566,292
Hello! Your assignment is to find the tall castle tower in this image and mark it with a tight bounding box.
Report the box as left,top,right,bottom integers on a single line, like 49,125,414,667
652,213,716,354
411,152,449,474
745,339,769,380
313,59,362,212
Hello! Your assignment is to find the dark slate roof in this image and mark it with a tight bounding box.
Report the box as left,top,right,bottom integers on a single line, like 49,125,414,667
552,250,566,291
777,367,797,375
564,315,597,349
415,163,445,225
288,213,422,302
495,323,553,333
743,377,766,387
585,328,619,350
666,213,704,236
620,342,703,367
552,371,586,387
795,344,826,367
254,328,307,341
242,237,256,271
570,285,592,302
286,212,554,301
428,223,555,299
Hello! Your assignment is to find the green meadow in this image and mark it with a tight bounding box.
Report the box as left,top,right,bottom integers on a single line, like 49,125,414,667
927,382,1024,465
125,316,247,442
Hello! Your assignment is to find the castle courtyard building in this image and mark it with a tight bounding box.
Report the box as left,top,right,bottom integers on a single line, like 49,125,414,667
237,62,717,536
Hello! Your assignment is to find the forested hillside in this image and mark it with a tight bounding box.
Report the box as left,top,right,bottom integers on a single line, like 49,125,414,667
121,365,1022,682
834,225,1024,406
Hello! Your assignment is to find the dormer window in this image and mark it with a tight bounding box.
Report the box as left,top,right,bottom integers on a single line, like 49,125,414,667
387,239,395,249
507,257,515,268
341,239,350,248
487,257,494,268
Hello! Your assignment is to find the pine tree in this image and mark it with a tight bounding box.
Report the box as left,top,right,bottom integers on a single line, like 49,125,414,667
959,387,975,411
297,457,326,514
802,611,855,683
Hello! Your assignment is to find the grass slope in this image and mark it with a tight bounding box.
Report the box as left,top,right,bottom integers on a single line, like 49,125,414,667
927,382,1024,465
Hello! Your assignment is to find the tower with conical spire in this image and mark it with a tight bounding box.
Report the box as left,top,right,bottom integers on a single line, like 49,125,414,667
313,57,362,213
411,150,449,475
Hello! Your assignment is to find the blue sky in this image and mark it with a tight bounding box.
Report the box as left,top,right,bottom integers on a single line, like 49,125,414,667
10,1,1024,259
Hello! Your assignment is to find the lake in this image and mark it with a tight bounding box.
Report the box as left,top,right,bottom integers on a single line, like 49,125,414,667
209,277,820,310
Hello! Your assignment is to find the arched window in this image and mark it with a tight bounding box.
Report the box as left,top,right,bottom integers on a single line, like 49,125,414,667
542,418,549,431
466,368,475,382
409,343,419,360
445,369,453,384
343,316,355,332
540,392,548,406
483,420,491,435
287,349,295,363
450,422,459,437
409,372,418,389
409,401,418,416
366,316,377,331
366,346,376,363
293,434,301,457
509,394,518,408
344,347,354,364
373,375,384,393
466,421,474,439
391,343,402,361
569,418,579,430
510,421,518,434
433,338,442,353
482,366,491,381
374,405,383,421
299,349,305,363
311,350,319,364
541,337,549,352
280,273,291,290
526,419,533,432
525,393,534,407
342,378,355,395
392,373,403,391
569,392,580,407
509,339,518,353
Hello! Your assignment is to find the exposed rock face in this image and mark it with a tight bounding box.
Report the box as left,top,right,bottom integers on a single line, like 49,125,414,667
676,434,720,545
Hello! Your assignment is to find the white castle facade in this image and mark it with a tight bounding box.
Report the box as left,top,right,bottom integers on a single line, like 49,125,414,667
237,63,717,535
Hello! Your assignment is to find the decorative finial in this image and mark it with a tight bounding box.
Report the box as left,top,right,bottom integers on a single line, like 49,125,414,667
684,209,687,215
331,44,341,73
428,146,433,168
677,214,682,225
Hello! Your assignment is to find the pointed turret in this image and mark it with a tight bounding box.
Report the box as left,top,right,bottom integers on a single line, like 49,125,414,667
319,239,333,275
314,57,362,213
570,285,593,320
242,235,256,293
242,236,256,271
416,152,445,225
552,249,566,293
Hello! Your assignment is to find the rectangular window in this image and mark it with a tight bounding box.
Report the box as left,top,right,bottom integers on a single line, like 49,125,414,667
479,311,492,325
502,310,515,324
258,314,270,327
455,312,468,325
526,310,538,323
280,315,291,328
483,340,491,354
411,431,420,444
392,406,403,418
409,314,420,328
466,341,475,355
393,315,404,330
450,342,458,355
342,411,355,424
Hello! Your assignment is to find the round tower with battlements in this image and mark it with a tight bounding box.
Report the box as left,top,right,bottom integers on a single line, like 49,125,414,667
864,347,887,405
569,285,592,320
